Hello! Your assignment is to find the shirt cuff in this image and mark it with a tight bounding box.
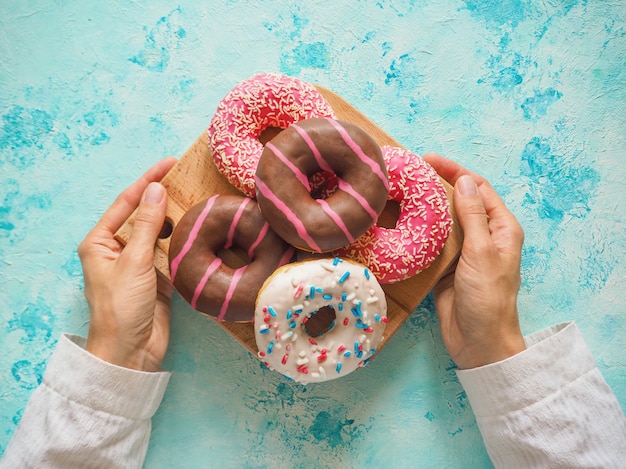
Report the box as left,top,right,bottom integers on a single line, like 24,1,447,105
456,322,596,418
41,334,171,420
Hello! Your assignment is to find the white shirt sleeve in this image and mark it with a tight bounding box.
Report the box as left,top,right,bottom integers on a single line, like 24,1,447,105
0,334,170,469
457,321,626,468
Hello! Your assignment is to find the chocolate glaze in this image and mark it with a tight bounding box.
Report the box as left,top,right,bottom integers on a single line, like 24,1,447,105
255,117,388,253
169,195,295,322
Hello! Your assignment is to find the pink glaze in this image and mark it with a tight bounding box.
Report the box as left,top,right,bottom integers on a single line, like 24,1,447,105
265,142,311,191
291,123,333,173
325,118,389,191
316,199,355,244
218,265,248,321
332,146,453,284
191,258,222,309
207,73,336,198
255,177,322,252
224,197,251,249
170,195,218,281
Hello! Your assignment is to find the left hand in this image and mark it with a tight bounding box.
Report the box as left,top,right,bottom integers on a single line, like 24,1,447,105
78,157,177,372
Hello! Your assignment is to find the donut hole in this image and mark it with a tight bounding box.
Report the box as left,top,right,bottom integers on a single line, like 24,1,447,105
158,217,174,239
259,126,284,145
216,247,250,269
303,305,337,338
377,199,400,229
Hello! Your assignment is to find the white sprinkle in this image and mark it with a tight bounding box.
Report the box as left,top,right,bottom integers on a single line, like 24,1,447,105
366,296,379,304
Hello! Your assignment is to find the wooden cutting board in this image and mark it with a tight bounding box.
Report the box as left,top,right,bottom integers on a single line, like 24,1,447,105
114,85,463,355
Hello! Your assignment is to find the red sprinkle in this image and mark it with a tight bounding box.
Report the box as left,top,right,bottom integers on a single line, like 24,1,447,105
343,318,350,326
294,285,303,298
364,327,374,333
317,354,327,363
297,364,309,374
263,314,270,323
282,354,289,365
381,317,388,323
308,338,318,345
337,345,346,353
259,351,266,357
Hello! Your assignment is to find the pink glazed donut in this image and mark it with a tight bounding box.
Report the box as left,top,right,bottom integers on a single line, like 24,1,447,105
207,73,336,198
333,146,453,284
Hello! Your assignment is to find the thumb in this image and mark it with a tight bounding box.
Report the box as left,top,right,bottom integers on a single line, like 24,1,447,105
454,175,491,243
126,182,167,261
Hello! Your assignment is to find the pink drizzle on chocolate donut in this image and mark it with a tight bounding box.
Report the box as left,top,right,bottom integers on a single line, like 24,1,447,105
255,117,388,253
168,195,295,322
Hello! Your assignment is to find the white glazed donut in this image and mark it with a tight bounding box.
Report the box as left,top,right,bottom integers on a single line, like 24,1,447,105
254,258,387,384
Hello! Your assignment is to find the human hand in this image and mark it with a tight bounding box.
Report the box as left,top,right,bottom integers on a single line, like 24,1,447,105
78,157,177,372
423,153,526,370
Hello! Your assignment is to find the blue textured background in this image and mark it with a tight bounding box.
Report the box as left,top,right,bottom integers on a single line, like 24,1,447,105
1,1,625,467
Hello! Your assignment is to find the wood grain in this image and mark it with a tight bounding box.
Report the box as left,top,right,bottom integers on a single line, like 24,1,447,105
114,85,463,355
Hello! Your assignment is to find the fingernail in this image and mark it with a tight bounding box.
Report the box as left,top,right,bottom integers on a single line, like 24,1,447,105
143,182,165,204
457,175,478,196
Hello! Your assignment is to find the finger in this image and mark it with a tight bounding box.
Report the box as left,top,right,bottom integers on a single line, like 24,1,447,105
454,175,492,243
95,157,177,235
123,182,167,264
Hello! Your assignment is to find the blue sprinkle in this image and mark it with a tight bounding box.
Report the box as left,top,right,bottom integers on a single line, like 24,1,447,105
316,287,323,293
375,314,381,322
295,308,303,315
267,340,275,354
354,322,368,329
338,303,343,312
364,268,370,280
338,271,350,284
289,321,296,329
336,362,343,373
354,341,359,353
268,306,278,317
341,293,347,301
323,294,332,300
343,351,352,357
362,357,371,366
286,310,293,319
333,257,342,266
309,286,315,298
259,327,270,334
357,350,363,359
370,349,377,355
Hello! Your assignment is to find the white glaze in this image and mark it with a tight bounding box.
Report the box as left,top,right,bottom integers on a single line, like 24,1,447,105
254,258,387,384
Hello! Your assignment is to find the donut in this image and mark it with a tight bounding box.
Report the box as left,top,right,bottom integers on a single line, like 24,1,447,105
207,73,336,198
254,258,388,384
255,117,389,253
169,194,295,322
327,146,452,283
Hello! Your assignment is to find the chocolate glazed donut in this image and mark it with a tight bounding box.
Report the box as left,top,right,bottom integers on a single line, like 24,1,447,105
169,194,295,322
254,117,389,253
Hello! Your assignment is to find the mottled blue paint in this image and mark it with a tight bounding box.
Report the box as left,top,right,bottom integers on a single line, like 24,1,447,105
130,8,186,72
1,1,624,467
281,41,331,75
463,0,529,28
11,360,46,390
7,298,56,344
384,53,422,91
0,106,54,169
521,88,563,121
521,137,599,222
309,410,355,448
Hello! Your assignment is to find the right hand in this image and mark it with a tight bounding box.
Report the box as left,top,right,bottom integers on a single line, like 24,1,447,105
423,153,527,370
